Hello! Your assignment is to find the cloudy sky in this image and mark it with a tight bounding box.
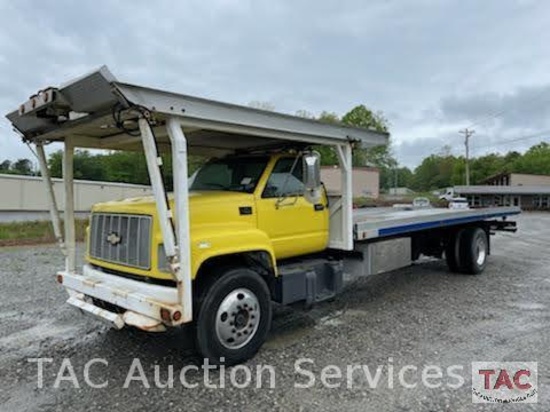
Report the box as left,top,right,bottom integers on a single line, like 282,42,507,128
1,0,549,168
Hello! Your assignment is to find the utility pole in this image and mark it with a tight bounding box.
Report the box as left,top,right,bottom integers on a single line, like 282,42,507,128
459,128,475,186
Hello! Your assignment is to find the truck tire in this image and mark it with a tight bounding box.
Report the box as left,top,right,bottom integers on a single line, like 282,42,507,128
445,229,464,273
195,267,272,365
458,227,488,275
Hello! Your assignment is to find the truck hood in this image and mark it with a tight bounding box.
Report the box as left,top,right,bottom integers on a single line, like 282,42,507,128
91,191,257,228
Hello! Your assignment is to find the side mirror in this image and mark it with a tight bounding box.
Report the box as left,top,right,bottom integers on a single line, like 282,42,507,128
302,151,322,204
303,151,321,190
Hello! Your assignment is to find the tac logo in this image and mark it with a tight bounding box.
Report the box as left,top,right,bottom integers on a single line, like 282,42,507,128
472,362,537,403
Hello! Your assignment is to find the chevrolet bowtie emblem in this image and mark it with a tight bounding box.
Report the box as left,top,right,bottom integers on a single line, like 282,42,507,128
106,232,122,245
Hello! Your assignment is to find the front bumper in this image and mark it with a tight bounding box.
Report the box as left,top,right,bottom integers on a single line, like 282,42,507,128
59,264,184,330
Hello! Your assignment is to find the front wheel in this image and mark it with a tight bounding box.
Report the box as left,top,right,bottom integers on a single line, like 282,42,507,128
195,268,272,365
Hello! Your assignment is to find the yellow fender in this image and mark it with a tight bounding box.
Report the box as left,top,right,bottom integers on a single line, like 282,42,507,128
190,224,277,279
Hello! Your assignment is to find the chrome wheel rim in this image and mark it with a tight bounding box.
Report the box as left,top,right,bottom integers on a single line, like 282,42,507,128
476,236,487,266
215,288,260,349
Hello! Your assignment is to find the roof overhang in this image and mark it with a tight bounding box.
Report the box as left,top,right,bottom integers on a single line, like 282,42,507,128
455,185,550,195
5,66,388,155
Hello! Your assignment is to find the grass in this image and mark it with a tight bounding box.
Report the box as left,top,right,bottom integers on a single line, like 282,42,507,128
0,219,88,246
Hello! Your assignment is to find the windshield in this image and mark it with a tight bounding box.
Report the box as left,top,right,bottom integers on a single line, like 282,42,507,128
190,156,268,193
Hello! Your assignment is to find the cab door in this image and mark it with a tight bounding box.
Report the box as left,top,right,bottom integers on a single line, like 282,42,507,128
255,156,329,259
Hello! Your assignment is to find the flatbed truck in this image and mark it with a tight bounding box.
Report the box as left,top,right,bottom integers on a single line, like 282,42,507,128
6,67,520,364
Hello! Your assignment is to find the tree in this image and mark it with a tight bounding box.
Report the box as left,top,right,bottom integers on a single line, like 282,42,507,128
503,151,521,168
50,150,105,180
46,149,202,187
469,153,506,184
74,151,106,181
101,151,150,184
0,160,11,172
395,167,414,188
340,105,397,190
341,105,392,169
406,141,550,190
451,157,466,185
341,105,389,133
48,151,63,178
512,142,550,174
318,111,340,124
12,158,33,175
411,154,459,191
313,112,341,165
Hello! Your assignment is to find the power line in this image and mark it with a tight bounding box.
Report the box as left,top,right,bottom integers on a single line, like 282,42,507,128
471,129,550,152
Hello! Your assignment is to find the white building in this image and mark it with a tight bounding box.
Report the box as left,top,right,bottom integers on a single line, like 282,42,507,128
321,166,380,198
0,174,151,222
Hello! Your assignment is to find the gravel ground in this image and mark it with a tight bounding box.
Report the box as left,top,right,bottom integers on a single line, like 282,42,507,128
0,212,549,411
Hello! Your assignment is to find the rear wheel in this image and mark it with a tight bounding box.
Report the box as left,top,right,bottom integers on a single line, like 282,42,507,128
195,267,272,365
445,229,464,273
459,227,488,275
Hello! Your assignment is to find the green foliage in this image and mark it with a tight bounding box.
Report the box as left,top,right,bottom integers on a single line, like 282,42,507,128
318,111,340,124
46,149,205,188
411,154,457,191
0,158,34,175
0,160,11,172
394,167,414,188
48,150,106,181
1,100,548,194
300,104,395,187
12,159,33,175
408,141,550,191
100,151,150,184
340,105,396,189
313,111,341,165
512,142,550,174
469,153,507,184
341,105,389,133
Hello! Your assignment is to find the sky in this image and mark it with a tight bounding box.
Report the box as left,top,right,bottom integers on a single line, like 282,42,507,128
1,0,550,169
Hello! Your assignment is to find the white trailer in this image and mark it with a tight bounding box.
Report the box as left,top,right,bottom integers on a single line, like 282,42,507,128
6,67,520,363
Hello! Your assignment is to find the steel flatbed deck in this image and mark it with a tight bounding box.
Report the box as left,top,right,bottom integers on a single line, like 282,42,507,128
353,206,521,241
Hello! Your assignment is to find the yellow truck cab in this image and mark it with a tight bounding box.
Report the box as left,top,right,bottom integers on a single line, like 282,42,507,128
6,67,520,365
88,153,329,284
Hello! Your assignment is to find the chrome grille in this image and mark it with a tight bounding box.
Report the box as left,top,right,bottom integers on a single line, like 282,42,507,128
89,213,152,270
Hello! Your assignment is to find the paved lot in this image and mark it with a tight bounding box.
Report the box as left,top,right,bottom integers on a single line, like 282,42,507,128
0,213,549,411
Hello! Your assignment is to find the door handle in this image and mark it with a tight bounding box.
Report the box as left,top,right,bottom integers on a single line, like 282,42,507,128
275,196,298,209
314,204,324,211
